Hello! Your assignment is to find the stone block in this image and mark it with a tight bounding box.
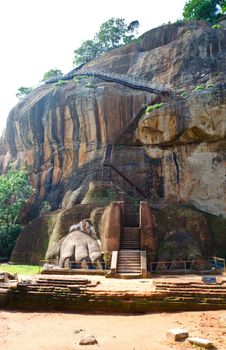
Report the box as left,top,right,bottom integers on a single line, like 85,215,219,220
187,337,213,348
79,335,98,345
167,328,189,341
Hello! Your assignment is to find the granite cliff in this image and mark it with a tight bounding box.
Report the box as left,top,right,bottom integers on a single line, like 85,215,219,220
1,21,226,263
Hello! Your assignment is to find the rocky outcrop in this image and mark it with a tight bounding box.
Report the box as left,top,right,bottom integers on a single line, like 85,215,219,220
132,86,226,216
1,21,225,219
1,21,226,262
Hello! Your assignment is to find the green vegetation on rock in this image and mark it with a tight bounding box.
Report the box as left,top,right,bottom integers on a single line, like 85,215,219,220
212,23,222,28
180,91,190,97
145,102,164,113
194,84,206,91
85,82,96,88
194,83,215,91
55,80,67,86
82,184,120,207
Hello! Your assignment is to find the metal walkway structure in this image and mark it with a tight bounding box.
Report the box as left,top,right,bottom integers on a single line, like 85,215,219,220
46,67,171,96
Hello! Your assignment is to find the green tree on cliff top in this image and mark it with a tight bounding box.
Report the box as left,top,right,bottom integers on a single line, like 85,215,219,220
41,68,63,82
0,170,34,259
16,86,33,100
183,0,226,23
73,18,139,66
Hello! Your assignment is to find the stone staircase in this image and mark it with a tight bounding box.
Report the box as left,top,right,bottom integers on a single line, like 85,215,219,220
120,227,140,250
153,280,226,306
109,197,149,278
117,250,141,275
116,226,143,276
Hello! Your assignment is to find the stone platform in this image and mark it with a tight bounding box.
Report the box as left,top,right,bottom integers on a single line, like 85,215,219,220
0,274,226,313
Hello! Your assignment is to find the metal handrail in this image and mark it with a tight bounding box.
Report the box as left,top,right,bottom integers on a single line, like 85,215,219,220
149,259,219,275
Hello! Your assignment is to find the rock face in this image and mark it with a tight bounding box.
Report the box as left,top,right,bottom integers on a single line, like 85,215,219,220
1,21,226,262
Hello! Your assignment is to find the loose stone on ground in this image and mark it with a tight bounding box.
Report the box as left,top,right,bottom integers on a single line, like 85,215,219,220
187,337,214,348
79,335,98,345
167,328,189,341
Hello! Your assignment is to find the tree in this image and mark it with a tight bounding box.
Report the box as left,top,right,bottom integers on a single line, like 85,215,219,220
73,17,139,66
41,68,63,82
183,0,226,23
0,170,34,259
73,40,102,66
16,86,33,100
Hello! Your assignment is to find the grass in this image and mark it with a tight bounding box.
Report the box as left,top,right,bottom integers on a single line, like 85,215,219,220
0,264,40,274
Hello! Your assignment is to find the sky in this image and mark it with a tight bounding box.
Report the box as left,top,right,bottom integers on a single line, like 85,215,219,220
0,0,186,134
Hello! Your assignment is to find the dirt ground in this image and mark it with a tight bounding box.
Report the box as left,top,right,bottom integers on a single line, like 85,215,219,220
1,274,226,349
1,310,226,350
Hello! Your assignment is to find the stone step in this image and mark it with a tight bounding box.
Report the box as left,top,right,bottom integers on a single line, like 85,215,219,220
118,255,140,258
37,278,90,285
118,258,140,261
118,252,140,255
117,248,141,274
121,238,140,242
122,234,140,238
120,240,140,244
123,227,140,232
118,256,140,259
117,263,140,267
121,246,140,249
121,242,140,245
117,270,141,273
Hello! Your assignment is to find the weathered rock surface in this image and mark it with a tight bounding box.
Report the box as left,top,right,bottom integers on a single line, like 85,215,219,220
1,21,226,261
1,21,225,218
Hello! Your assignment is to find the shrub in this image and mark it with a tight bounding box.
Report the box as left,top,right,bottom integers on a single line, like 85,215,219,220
85,82,95,88
180,91,189,97
55,80,67,86
194,84,206,91
212,24,221,29
73,77,80,83
145,102,164,113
